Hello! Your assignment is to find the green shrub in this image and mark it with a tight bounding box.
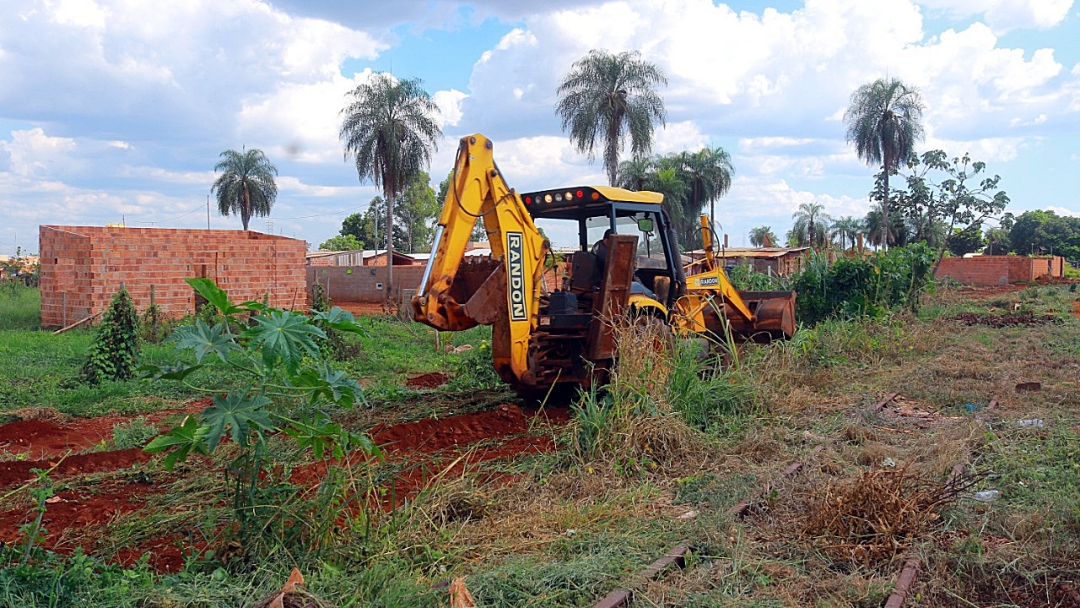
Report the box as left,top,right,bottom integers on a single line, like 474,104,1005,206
81,287,140,384
792,244,936,325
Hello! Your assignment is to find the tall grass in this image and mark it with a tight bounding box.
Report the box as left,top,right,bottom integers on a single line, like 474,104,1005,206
0,284,40,330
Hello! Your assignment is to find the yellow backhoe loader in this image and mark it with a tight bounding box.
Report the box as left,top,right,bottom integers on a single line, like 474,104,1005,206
412,134,795,394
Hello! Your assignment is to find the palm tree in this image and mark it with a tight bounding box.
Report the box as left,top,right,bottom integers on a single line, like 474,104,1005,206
556,49,667,186
830,216,863,250
650,164,691,244
864,206,912,248
616,156,655,191
749,226,778,248
790,201,830,249
211,148,278,231
680,147,734,224
844,77,924,249
340,73,442,302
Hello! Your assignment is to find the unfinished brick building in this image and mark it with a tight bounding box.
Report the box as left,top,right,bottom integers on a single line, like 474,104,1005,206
935,255,1065,286
39,226,308,329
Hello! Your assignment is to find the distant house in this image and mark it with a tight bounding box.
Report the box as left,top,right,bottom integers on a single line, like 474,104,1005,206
0,254,39,279
305,249,416,267
686,247,810,278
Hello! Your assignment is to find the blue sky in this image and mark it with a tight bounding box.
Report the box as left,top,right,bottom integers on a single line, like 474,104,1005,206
1,0,1077,254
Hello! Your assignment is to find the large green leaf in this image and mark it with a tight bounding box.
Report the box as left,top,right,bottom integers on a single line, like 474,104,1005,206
144,416,209,470
312,307,367,335
170,319,239,363
137,362,204,381
292,363,365,408
185,277,245,316
283,414,379,460
244,310,325,374
202,392,273,452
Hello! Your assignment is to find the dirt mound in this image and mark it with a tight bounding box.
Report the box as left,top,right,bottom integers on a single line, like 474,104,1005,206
405,372,449,389
951,311,1057,327
0,401,207,461
0,401,570,572
0,448,155,488
0,478,159,549
371,403,530,452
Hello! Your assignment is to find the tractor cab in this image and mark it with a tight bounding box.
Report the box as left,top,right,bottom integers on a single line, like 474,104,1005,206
520,186,686,313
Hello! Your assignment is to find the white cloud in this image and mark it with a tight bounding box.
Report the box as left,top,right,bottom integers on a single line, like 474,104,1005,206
433,89,469,128
0,128,76,177
1046,205,1080,217
914,0,1073,32
51,0,107,29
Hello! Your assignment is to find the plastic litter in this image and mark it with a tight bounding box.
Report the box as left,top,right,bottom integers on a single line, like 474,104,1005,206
1017,419,1045,428
973,490,1001,502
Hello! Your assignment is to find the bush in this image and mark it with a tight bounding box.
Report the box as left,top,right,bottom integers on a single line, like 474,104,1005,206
81,287,140,384
792,244,936,325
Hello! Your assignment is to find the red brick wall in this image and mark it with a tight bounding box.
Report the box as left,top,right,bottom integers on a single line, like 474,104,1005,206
934,256,1062,286
40,226,307,328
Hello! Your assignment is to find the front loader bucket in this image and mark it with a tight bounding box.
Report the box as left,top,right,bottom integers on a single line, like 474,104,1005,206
724,290,797,341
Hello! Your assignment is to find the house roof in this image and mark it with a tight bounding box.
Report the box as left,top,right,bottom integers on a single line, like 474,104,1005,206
687,247,810,260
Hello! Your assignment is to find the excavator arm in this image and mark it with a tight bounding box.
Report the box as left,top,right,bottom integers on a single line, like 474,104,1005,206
412,134,549,383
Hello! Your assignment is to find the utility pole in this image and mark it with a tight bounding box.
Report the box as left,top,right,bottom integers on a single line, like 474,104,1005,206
207,194,211,229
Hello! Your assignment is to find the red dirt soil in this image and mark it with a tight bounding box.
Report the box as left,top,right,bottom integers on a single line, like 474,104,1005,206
0,401,207,461
0,400,570,571
404,372,449,389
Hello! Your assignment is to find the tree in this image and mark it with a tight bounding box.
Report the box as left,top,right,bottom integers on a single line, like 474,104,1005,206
948,225,985,257
340,73,442,302
1009,210,1080,261
888,150,1010,260
679,147,734,224
790,201,830,248
845,78,924,249
864,205,912,248
616,156,654,192
395,172,440,253
830,216,863,250
319,234,362,251
556,49,667,186
749,226,778,247
211,148,278,231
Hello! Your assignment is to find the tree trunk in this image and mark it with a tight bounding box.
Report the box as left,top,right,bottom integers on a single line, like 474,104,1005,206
882,154,891,251
605,115,620,187
242,182,251,230
386,189,395,305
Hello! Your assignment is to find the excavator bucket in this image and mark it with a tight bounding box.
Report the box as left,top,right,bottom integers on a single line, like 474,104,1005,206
723,290,797,341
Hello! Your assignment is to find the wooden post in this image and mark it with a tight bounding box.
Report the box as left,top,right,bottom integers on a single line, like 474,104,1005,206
62,292,68,328
150,284,156,307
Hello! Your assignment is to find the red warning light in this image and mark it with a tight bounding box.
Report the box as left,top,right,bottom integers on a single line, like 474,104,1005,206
524,196,532,204
576,190,584,198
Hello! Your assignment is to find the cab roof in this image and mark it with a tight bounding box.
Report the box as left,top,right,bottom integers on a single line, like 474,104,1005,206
519,186,664,220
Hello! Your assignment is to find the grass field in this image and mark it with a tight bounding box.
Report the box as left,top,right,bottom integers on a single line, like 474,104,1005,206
0,282,1078,607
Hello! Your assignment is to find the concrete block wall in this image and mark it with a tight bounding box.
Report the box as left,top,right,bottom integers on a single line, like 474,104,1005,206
307,265,426,304
40,226,307,328
934,255,1064,286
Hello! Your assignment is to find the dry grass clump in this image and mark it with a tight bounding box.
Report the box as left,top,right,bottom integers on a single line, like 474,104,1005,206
569,321,712,472
798,463,975,568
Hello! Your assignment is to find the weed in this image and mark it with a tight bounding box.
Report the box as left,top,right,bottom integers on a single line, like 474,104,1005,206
141,278,378,562
138,303,167,344
108,417,160,450
81,287,140,384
